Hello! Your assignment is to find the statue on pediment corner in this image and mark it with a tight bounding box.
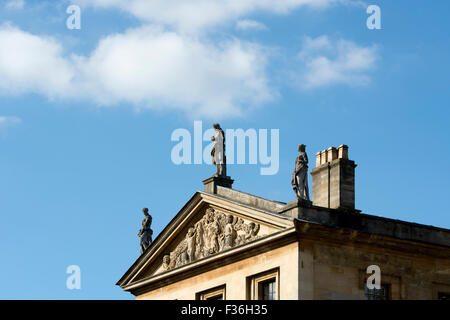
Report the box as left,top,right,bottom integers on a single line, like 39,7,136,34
138,208,153,254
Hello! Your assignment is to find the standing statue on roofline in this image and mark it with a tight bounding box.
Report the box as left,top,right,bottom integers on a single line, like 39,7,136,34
291,144,310,201
211,123,227,177
138,208,153,254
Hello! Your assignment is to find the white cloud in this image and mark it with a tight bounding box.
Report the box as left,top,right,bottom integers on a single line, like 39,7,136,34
76,26,274,117
0,24,274,118
0,24,75,98
236,20,268,31
297,35,378,89
74,0,342,33
0,116,21,129
0,2,375,118
4,0,25,10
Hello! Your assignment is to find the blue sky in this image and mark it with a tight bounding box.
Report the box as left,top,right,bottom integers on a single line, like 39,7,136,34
0,0,449,299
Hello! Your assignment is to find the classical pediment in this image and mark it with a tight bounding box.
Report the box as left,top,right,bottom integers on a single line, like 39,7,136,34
118,191,294,289
153,206,274,275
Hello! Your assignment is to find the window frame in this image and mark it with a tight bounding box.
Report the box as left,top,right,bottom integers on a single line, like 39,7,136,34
359,269,401,299
196,285,226,300
438,292,450,300
247,268,280,300
364,283,391,300
432,282,450,300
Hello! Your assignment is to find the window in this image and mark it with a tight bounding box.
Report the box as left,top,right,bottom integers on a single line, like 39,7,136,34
260,279,277,300
247,268,280,300
438,292,450,300
364,284,390,300
432,283,450,300
196,285,226,300
360,270,401,299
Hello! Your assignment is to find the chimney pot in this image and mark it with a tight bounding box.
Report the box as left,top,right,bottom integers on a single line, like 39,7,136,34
316,152,321,167
338,144,348,159
311,145,356,211
327,147,338,162
320,150,327,165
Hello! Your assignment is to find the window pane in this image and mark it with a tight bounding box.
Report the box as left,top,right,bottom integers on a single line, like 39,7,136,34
196,285,226,300
438,292,450,300
261,279,276,300
364,284,389,300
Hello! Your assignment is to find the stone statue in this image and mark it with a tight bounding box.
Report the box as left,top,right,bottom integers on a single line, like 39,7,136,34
138,208,153,254
211,123,226,177
291,144,310,201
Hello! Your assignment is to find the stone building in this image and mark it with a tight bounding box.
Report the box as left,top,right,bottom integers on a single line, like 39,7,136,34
117,145,450,300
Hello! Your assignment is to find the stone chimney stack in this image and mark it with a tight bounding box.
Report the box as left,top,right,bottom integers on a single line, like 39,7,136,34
310,145,357,210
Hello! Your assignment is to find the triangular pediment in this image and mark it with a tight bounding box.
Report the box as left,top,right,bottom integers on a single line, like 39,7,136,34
118,191,294,289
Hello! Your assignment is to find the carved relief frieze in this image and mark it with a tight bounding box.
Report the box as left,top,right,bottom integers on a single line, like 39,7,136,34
162,208,262,271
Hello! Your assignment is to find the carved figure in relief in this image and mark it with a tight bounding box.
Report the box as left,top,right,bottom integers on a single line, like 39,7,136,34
186,227,196,262
194,219,205,259
222,215,238,250
161,207,264,271
162,255,173,271
245,222,260,241
205,211,221,255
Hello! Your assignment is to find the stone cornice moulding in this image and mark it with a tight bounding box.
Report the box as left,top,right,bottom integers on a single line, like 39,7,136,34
295,220,450,259
199,192,294,228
